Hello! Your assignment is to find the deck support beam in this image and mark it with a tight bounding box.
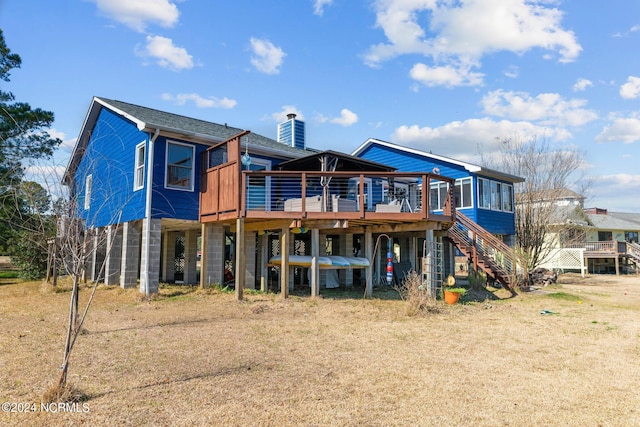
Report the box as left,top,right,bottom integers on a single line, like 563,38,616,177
311,228,320,297
260,233,269,292
280,227,290,298
235,218,245,301
365,230,373,298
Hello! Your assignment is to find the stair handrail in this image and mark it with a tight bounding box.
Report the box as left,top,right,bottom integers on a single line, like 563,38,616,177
627,241,640,262
454,212,527,281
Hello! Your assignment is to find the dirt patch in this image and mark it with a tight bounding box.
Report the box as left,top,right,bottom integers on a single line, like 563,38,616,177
1,274,639,426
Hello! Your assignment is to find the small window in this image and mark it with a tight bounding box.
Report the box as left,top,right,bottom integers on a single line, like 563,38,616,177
166,141,195,191
429,181,449,210
84,174,92,210
134,142,145,191
491,181,502,211
502,184,513,212
454,177,473,208
478,178,491,209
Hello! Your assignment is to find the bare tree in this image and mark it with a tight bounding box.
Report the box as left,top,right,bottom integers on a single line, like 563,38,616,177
490,135,587,270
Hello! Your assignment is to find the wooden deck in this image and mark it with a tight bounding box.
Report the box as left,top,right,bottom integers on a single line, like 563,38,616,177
563,241,640,274
199,132,456,232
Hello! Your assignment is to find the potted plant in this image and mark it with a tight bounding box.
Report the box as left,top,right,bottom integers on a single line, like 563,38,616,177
443,275,466,304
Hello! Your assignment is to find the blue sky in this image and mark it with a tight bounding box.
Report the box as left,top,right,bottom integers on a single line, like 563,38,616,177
2,0,639,211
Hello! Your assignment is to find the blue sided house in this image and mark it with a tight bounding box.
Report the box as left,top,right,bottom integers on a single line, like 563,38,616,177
352,138,524,245
63,97,308,294
352,138,526,289
62,98,526,297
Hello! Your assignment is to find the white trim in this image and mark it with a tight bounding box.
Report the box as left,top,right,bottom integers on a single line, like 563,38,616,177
429,177,473,211
477,177,514,213
351,138,524,183
134,141,146,191
502,183,514,213
478,177,491,210
94,97,146,130
165,140,196,192
351,138,482,173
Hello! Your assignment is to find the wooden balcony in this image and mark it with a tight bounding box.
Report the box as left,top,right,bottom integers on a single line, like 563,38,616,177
199,132,456,232
564,241,622,257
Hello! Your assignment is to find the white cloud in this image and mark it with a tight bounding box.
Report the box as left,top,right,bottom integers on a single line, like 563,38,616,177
596,115,640,143
364,0,581,87
47,128,76,151
136,35,194,71
161,93,237,109
313,0,334,16
330,109,359,126
589,174,640,212
91,0,180,32
481,89,598,127
504,65,519,79
410,62,484,88
620,76,640,99
573,78,593,92
271,106,304,122
391,118,571,163
249,38,286,74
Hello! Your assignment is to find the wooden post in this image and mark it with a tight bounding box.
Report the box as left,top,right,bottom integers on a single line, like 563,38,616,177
311,228,320,297
365,230,373,298
235,218,245,301
280,227,290,298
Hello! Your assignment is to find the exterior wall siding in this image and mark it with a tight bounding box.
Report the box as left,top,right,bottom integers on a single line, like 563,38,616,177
74,108,148,228
150,136,204,221
356,143,516,236
75,108,297,226
357,145,470,180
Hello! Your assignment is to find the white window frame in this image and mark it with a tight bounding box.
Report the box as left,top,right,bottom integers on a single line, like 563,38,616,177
491,181,502,211
478,177,491,209
134,141,145,191
478,177,514,213
502,183,513,213
84,174,92,210
455,177,473,209
165,140,195,191
429,181,449,211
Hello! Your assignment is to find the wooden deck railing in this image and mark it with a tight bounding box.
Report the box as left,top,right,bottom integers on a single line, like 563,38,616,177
199,131,456,224
564,241,617,254
241,170,455,221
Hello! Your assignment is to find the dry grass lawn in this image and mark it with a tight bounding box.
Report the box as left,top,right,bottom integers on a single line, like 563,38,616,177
0,273,639,426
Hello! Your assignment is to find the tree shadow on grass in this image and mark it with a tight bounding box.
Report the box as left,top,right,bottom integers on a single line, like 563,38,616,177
461,287,506,302
82,363,262,401
291,284,402,301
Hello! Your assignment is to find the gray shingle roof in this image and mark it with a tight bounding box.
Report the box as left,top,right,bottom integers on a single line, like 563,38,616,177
64,97,309,183
586,211,640,231
96,97,308,156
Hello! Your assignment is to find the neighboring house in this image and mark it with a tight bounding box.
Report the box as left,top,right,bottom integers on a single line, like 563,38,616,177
535,192,640,274
351,138,524,246
63,97,308,293
578,208,640,274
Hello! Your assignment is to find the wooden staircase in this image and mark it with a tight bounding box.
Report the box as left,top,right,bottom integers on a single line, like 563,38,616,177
626,242,640,272
447,212,525,294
